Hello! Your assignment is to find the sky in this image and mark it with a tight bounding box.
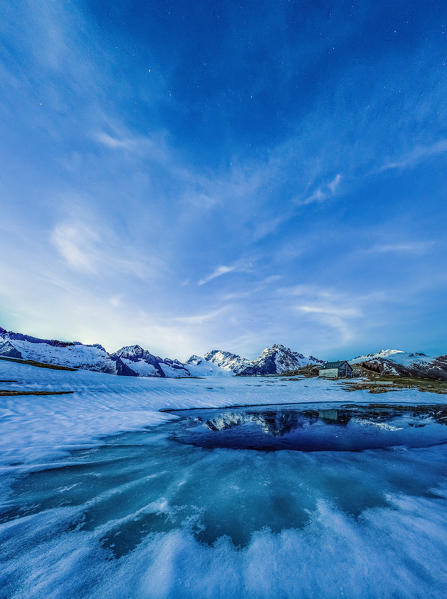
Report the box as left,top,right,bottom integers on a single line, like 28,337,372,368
0,0,447,361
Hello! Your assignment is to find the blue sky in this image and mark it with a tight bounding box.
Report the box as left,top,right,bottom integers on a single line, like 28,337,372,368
1,0,446,360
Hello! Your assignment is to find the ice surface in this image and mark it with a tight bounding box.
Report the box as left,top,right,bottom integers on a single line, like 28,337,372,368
1,360,447,598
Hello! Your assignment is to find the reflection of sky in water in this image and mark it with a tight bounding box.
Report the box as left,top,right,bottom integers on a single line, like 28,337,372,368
1,403,447,598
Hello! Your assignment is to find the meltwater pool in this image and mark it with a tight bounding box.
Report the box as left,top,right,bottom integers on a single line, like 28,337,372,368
1,402,447,598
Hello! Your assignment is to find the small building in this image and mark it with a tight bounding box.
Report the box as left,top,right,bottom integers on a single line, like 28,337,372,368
319,360,353,379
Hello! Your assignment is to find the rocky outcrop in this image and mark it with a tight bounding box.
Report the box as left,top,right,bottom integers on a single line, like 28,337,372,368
104,345,190,378
358,353,447,381
203,350,249,373
203,344,323,376
0,340,23,359
236,344,323,376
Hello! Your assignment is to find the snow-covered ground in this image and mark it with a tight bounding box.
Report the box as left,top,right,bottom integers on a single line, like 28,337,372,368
1,361,447,599
1,359,444,465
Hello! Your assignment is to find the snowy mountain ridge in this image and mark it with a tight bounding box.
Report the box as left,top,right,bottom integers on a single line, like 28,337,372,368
202,344,324,376
1,326,446,380
186,355,233,377
203,350,249,373
0,329,189,378
0,327,325,378
350,349,447,380
0,327,124,374
112,344,190,378
350,349,433,365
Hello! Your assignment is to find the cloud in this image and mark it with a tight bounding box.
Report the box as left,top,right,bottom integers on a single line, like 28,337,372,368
198,265,238,286
280,285,386,347
50,215,158,279
95,132,136,150
295,303,361,344
297,304,361,318
295,173,343,206
172,306,229,325
250,213,292,241
380,139,447,171
327,173,342,194
368,241,436,254
278,284,335,298
51,223,99,273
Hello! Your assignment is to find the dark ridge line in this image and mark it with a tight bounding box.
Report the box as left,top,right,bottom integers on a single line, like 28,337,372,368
0,390,74,397
0,356,77,371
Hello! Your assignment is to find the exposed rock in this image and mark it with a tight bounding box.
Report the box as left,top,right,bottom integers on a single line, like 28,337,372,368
112,345,190,377
0,328,191,378
0,340,23,359
204,350,249,373
359,355,447,381
203,344,323,376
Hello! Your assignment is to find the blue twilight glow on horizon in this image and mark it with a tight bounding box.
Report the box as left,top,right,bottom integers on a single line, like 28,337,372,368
1,1,447,360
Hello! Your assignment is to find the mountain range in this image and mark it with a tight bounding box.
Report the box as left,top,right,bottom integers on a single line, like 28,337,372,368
202,345,324,375
1,326,446,380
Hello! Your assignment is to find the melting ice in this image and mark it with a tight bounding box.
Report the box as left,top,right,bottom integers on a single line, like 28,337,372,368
1,402,447,598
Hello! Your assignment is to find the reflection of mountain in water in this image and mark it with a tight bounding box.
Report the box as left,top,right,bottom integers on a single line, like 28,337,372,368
172,404,447,451
197,404,447,439
202,409,354,437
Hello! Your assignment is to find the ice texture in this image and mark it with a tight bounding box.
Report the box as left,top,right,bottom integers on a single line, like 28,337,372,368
1,360,447,598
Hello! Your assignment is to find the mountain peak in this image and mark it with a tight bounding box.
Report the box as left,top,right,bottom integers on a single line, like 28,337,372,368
203,344,323,375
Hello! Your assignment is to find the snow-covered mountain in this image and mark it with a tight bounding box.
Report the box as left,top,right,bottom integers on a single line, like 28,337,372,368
112,345,190,378
203,350,249,374
2,327,324,378
236,344,324,376
350,349,414,364
3,325,445,381
0,328,190,378
350,349,447,380
0,327,132,374
201,344,323,376
185,355,232,377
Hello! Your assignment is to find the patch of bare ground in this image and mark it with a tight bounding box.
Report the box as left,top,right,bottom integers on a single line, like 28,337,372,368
280,364,447,394
0,356,77,371
281,365,320,378
0,390,74,396
341,377,447,395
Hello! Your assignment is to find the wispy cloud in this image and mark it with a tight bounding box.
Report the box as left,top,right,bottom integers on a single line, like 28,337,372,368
281,285,389,347
368,241,436,254
50,215,159,279
51,223,99,273
278,284,339,301
95,132,136,150
172,306,229,325
295,173,343,207
198,263,249,286
297,304,361,318
295,302,361,344
380,139,447,171
2,1,447,358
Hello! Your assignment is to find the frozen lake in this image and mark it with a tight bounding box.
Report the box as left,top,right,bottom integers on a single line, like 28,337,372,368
1,362,447,598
